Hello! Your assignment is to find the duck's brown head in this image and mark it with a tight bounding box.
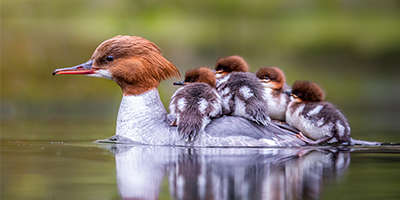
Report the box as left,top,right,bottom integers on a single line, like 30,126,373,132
53,35,180,95
255,67,286,90
291,81,325,102
214,55,248,78
174,67,216,88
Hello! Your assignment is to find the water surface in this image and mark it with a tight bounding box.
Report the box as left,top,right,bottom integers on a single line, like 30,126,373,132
2,121,400,200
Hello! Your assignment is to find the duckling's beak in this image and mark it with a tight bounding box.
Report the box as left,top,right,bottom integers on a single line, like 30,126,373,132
213,69,223,74
284,90,292,96
173,81,186,86
53,60,95,76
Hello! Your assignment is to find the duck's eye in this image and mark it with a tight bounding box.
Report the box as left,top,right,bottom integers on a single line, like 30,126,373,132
264,76,269,80
106,55,114,62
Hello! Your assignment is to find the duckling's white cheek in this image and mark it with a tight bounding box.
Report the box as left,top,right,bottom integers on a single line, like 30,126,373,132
261,81,275,89
88,69,113,80
215,73,223,79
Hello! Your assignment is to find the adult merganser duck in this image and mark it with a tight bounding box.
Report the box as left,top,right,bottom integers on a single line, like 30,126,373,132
169,67,222,142
52,35,307,146
214,56,271,126
256,67,290,121
285,81,351,145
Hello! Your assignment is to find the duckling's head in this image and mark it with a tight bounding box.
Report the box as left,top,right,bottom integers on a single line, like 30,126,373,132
214,55,248,78
256,67,286,90
291,81,325,102
174,67,216,88
53,35,180,95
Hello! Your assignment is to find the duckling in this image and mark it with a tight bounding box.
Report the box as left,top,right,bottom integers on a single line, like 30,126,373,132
169,67,222,142
214,55,270,125
285,81,351,145
256,67,290,121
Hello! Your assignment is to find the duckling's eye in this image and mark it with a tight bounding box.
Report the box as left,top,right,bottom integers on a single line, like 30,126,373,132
106,55,114,62
185,78,194,83
263,76,269,80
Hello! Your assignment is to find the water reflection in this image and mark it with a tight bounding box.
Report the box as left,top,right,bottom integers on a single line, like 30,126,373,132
107,145,350,200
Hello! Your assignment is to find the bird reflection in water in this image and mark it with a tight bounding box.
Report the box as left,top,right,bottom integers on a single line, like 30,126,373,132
107,145,350,200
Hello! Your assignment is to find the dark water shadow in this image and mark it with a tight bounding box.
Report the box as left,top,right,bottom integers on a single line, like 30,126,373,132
103,144,357,200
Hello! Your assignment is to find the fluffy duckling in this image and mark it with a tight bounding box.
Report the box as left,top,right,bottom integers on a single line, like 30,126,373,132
169,67,222,142
256,67,290,121
214,55,249,78
285,81,351,145
214,55,270,125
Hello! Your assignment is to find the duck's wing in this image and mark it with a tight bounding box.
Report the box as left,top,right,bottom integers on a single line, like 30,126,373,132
205,116,306,146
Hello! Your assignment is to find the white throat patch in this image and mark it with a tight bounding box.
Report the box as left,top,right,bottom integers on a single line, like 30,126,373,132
87,69,113,80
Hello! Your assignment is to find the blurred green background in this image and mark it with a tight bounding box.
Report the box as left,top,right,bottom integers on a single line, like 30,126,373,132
2,0,400,141
2,1,400,199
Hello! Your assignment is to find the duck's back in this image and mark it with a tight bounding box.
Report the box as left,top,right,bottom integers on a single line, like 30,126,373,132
204,116,305,146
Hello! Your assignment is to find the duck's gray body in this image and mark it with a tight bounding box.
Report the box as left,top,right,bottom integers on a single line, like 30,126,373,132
104,89,306,147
